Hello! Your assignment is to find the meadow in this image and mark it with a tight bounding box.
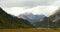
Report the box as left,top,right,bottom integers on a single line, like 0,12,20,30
0,28,60,32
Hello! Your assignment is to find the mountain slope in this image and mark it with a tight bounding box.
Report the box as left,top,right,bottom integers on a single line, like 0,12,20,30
34,8,60,28
0,7,34,29
33,17,49,28
49,7,60,28
18,13,45,23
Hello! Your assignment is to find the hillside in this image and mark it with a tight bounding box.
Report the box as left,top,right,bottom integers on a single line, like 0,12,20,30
34,7,60,28
0,7,34,29
49,7,60,28
33,17,49,28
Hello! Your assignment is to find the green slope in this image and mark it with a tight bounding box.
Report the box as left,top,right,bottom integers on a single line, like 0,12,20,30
0,7,34,29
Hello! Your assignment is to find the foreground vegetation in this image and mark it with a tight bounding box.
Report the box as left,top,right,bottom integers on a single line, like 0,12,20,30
0,28,60,32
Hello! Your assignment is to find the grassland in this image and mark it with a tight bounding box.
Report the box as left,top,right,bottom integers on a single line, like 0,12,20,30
0,28,60,32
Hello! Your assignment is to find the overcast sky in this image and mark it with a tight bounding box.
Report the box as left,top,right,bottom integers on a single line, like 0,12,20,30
0,0,60,16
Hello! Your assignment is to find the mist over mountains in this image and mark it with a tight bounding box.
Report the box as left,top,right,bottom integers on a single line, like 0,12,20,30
0,6,60,28
18,13,46,23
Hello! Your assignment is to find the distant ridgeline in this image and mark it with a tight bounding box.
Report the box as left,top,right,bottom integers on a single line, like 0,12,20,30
33,8,60,28
0,7,34,29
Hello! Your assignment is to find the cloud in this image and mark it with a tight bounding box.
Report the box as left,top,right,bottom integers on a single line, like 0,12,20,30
3,6,58,16
0,0,59,16
51,0,60,6
0,0,58,7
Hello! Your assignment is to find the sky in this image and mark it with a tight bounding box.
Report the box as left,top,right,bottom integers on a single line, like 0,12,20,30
0,0,60,16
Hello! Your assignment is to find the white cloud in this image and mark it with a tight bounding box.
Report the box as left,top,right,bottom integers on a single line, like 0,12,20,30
3,6,58,16
0,0,60,17
51,0,60,6
0,0,58,7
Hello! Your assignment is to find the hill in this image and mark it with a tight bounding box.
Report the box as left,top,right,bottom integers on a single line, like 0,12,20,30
33,7,60,28
0,7,34,29
49,7,60,28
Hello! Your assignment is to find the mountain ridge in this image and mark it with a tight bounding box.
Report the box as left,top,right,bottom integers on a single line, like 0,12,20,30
18,13,46,23
0,7,34,29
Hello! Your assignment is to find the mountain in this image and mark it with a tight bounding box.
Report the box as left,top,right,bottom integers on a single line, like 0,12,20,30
49,7,60,28
33,8,60,28
33,17,49,28
0,7,34,29
49,8,60,22
18,13,45,23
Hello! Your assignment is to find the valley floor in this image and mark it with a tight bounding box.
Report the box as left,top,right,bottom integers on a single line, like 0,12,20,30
0,28,60,32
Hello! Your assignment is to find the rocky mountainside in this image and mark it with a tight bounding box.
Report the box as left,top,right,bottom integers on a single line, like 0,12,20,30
33,17,49,28
49,7,60,28
33,7,60,28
